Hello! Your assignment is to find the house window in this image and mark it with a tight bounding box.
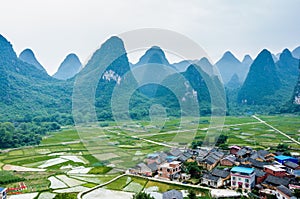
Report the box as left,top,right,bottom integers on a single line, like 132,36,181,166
232,181,236,185
232,177,236,180
245,183,249,188
238,178,241,181
160,168,162,171
245,179,249,183
167,169,170,172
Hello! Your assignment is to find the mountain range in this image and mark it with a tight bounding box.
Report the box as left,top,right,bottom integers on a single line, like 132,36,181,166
0,33,299,122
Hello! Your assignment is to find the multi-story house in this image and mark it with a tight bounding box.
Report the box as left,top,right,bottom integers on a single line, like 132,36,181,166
158,161,181,180
230,166,255,190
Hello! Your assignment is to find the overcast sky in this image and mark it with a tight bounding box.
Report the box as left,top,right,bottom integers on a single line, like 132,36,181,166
1,0,300,75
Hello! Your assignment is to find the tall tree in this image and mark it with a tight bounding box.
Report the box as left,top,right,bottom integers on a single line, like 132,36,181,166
133,192,155,199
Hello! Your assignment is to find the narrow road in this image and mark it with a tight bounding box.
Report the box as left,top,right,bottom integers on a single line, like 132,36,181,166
135,137,174,148
252,115,300,145
78,174,126,199
138,129,194,137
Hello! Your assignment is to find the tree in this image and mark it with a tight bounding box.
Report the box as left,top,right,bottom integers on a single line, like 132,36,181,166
215,135,228,146
191,141,203,149
275,143,291,156
182,161,202,178
187,190,197,199
133,192,155,199
294,189,300,198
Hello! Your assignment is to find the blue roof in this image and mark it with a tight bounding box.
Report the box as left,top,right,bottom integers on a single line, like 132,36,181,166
231,166,254,174
167,155,176,159
0,187,6,192
147,153,159,158
275,155,295,160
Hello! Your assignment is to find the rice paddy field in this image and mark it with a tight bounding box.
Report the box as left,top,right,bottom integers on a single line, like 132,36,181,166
0,115,299,198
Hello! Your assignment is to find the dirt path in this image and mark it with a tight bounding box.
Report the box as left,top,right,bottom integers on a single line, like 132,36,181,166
3,164,46,172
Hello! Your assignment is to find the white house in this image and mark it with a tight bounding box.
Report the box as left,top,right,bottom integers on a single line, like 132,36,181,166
0,188,7,199
230,166,255,190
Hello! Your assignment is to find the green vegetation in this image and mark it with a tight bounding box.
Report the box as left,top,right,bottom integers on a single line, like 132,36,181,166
82,183,97,188
0,122,41,149
0,170,24,185
182,161,202,178
105,176,131,190
133,192,155,199
53,193,77,199
187,190,197,199
88,166,112,174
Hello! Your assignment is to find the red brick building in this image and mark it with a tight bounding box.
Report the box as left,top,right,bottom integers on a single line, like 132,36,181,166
263,165,286,177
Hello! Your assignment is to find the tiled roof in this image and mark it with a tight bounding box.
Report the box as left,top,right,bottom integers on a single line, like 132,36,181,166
277,185,294,197
284,161,299,169
236,148,247,156
202,173,220,182
178,154,189,162
212,168,230,178
263,175,290,187
222,155,236,163
137,163,151,172
163,189,183,199
254,169,266,177
170,148,183,157
257,150,270,157
206,157,218,165
147,162,158,172
249,158,268,169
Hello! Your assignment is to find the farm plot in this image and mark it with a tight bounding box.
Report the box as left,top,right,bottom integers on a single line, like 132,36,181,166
0,170,24,184
38,158,69,168
55,175,86,187
7,193,39,199
48,176,68,189
53,186,89,193
38,192,56,199
122,177,148,193
83,188,134,199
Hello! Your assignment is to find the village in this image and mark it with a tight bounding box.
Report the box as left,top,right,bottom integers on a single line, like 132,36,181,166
127,145,300,199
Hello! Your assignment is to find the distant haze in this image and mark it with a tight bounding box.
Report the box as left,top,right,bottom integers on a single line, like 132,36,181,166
1,0,300,75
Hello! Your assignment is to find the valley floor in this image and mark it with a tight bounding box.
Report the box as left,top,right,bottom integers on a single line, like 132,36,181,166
0,115,299,199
